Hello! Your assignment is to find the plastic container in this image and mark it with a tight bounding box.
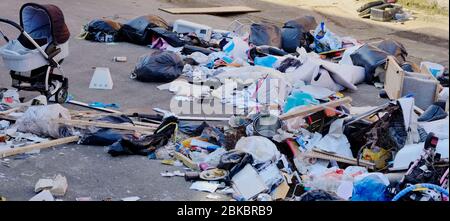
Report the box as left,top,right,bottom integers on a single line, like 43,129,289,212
172,19,212,41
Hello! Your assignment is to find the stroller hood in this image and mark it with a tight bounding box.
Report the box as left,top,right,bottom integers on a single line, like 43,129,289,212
20,3,70,45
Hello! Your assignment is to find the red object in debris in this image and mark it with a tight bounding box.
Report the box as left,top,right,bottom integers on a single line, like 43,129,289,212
4,97,13,104
386,0,397,3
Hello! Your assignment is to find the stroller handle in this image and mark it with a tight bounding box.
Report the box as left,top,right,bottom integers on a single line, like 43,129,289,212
0,18,24,32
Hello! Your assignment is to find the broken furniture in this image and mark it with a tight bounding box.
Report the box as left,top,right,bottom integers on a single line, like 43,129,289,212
384,56,441,110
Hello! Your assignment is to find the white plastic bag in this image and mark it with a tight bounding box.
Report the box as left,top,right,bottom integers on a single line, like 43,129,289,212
15,104,71,138
313,22,342,53
235,136,280,164
223,37,250,61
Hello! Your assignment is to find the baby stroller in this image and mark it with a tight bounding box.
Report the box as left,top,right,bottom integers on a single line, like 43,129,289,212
0,3,70,103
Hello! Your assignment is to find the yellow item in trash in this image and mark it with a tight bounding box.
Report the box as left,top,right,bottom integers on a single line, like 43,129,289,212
181,137,208,148
362,147,391,169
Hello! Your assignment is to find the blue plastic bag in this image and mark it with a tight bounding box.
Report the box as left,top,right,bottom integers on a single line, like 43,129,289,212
352,173,389,201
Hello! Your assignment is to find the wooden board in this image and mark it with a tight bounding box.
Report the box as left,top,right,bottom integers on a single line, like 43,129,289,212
159,6,260,15
67,100,123,114
304,148,375,169
54,119,157,132
0,136,79,158
279,97,352,120
384,56,405,100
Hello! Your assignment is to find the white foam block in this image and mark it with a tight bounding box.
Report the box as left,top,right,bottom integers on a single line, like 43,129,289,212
89,67,113,90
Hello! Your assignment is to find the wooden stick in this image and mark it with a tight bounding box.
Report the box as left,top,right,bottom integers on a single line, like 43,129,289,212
0,107,20,115
173,152,199,170
303,148,375,169
67,100,122,114
54,119,157,132
280,97,352,120
0,136,80,158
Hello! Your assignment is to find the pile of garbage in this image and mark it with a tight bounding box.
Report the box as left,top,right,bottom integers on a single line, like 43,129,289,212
2,13,449,201
82,14,450,201
357,0,413,22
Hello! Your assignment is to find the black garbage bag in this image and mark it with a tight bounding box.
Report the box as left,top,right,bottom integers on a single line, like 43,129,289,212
350,44,390,82
97,115,134,124
118,15,169,45
80,128,124,146
84,19,122,42
249,23,282,48
179,121,209,136
132,51,184,82
281,16,317,53
148,27,186,47
377,39,408,64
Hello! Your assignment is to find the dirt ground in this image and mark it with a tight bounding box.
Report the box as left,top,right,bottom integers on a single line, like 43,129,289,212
0,0,448,201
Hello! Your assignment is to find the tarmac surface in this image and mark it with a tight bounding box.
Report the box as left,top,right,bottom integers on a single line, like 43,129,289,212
0,0,448,200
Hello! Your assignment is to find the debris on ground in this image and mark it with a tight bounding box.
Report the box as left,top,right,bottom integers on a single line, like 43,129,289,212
0,2,448,202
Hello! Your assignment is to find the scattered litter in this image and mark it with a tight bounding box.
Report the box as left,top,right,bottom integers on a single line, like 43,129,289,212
29,190,54,201
206,194,222,200
121,196,141,201
190,181,220,193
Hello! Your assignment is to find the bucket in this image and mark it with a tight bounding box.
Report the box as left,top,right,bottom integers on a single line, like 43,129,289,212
253,113,282,138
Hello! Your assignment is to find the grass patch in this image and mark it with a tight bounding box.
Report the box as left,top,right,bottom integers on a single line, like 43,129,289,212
397,0,448,15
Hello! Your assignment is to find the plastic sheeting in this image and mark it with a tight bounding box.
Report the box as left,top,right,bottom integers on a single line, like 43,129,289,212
14,104,71,138
235,136,281,164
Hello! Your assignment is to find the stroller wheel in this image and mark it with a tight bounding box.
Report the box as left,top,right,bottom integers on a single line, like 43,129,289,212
55,87,68,104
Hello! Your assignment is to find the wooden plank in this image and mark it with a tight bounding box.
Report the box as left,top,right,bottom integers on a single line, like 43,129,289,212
0,136,79,158
279,97,352,120
0,107,20,116
54,119,157,132
384,56,405,100
304,148,375,169
174,152,199,170
159,6,260,15
67,100,123,114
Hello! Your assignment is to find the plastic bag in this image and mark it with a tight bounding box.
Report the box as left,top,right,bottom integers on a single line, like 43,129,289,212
132,51,184,82
0,89,20,107
80,128,124,146
254,55,278,68
352,173,389,201
84,19,122,42
313,22,342,53
283,91,318,113
223,37,250,61
282,16,317,53
249,23,282,48
15,104,72,138
235,136,280,164
118,15,169,45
